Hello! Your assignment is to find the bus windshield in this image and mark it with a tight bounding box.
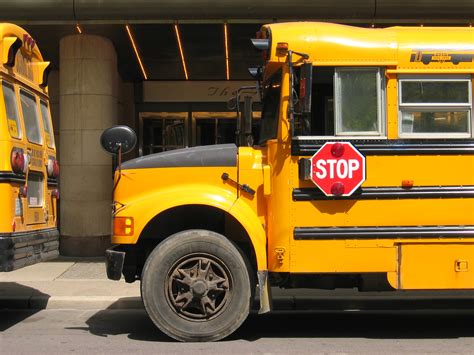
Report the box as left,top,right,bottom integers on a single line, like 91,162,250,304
20,89,42,145
258,69,282,144
2,82,22,139
40,100,55,148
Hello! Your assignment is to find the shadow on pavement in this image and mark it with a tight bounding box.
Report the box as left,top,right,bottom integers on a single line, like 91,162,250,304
231,310,474,342
64,297,170,342
0,282,50,331
79,295,474,343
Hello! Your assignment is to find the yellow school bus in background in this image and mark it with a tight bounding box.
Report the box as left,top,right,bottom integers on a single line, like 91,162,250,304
0,24,59,271
102,22,474,342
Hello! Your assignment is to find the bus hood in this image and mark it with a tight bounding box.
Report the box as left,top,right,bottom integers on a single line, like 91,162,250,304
121,144,237,170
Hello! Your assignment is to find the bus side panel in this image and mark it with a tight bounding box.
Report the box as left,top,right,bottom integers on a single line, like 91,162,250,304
0,183,14,232
290,240,397,273
399,243,474,289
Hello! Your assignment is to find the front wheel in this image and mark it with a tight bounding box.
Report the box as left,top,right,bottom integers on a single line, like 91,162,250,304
141,229,253,342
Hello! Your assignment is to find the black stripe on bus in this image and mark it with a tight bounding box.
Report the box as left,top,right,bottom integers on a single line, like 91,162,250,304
291,139,474,156
294,225,474,240
0,172,57,186
293,186,474,201
0,172,25,184
47,178,58,187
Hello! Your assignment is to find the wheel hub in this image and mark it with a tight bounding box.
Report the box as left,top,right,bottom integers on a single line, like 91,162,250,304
191,280,208,297
166,254,232,321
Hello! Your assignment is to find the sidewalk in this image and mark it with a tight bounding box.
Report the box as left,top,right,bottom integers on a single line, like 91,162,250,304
0,257,141,309
1,258,473,311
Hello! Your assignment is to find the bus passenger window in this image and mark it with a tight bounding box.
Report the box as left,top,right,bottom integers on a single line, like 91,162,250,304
335,68,384,136
40,101,55,148
308,66,335,136
20,89,42,144
295,66,385,137
399,77,471,138
2,82,22,139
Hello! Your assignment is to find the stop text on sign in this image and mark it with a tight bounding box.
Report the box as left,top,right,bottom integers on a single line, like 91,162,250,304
314,159,360,179
310,142,366,197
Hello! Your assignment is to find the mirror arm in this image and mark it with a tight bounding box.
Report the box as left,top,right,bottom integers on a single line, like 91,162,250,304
112,143,123,193
235,90,241,143
292,51,310,60
233,85,257,146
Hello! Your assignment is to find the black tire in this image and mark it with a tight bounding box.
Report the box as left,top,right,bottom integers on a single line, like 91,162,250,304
141,229,253,342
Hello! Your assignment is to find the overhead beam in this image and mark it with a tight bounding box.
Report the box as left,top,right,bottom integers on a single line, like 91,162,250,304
174,23,189,80
224,23,230,80
1,1,473,24
125,24,148,80
9,19,474,26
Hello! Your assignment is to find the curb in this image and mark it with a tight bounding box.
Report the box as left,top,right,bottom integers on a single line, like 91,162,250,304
0,296,144,310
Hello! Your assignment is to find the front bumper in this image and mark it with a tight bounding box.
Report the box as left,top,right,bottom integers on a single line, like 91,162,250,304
105,245,126,280
0,228,59,272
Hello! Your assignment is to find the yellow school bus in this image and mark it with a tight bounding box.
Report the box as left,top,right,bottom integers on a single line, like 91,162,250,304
102,22,474,342
0,24,59,271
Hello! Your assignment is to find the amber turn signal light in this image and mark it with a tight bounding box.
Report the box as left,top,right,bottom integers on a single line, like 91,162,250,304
276,42,289,56
114,217,134,236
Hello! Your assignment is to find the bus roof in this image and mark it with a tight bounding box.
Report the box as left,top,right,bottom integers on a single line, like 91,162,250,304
262,22,474,73
0,23,49,90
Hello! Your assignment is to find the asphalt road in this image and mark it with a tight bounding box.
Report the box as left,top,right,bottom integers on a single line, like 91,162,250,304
1,308,473,354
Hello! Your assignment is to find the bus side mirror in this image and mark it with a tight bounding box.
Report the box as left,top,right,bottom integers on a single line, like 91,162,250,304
298,62,313,114
100,125,137,154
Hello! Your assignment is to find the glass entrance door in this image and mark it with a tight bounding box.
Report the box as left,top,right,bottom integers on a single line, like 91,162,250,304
193,112,237,146
140,112,187,155
139,110,260,156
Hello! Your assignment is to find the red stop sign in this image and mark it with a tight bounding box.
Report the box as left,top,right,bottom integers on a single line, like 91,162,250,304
310,142,366,196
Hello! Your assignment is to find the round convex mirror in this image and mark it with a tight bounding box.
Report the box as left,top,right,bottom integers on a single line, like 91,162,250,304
100,125,137,154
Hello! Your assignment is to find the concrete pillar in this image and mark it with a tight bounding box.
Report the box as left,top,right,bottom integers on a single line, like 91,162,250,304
48,70,60,156
59,35,117,256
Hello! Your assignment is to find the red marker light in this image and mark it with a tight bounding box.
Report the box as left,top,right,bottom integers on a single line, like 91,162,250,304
11,148,25,174
331,182,345,196
19,186,28,197
52,189,60,199
53,159,60,177
331,143,345,158
47,157,60,178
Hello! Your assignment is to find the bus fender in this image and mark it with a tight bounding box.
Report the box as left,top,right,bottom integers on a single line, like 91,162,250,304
114,185,268,272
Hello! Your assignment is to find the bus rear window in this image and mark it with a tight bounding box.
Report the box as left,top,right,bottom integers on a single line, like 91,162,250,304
2,82,22,139
20,89,42,144
27,173,44,207
40,100,55,148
